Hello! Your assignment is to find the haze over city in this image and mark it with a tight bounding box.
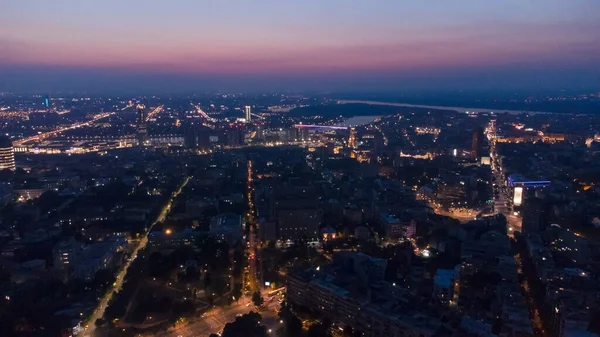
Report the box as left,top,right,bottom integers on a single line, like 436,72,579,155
4,2,600,337
2,0,600,92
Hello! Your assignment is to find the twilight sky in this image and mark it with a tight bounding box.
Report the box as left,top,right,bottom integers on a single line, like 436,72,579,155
1,0,600,93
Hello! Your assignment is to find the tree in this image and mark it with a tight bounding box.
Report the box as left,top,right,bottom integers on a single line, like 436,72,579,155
252,291,264,307
278,305,302,337
221,312,267,337
306,323,332,337
0,266,11,283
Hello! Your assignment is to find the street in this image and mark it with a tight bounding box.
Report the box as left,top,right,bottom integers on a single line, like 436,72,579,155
157,290,282,337
488,120,521,235
82,176,191,337
158,159,272,337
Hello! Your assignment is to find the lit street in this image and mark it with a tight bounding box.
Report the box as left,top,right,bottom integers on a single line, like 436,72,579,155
82,176,191,337
156,290,281,337
2,5,598,335
488,120,521,235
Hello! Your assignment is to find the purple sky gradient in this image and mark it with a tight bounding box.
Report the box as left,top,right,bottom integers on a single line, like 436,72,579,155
1,0,600,92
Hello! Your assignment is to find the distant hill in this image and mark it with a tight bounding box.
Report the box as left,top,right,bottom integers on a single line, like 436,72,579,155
287,103,454,118
332,93,600,114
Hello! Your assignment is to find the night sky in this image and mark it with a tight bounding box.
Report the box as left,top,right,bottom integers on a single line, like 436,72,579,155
2,0,600,93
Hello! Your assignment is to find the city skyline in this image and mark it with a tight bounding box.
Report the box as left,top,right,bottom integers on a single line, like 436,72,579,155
2,0,600,92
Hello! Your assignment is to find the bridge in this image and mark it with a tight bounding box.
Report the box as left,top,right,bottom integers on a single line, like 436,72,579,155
293,124,348,130
14,112,114,146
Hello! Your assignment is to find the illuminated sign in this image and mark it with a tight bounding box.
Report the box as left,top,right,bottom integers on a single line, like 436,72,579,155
508,175,551,187
513,187,523,206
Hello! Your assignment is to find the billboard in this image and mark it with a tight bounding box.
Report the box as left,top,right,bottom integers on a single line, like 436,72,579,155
513,187,523,206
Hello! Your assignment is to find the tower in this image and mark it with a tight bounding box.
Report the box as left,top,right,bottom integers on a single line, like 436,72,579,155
245,106,252,122
0,136,15,171
44,95,50,108
136,104,148,146
348,128,357,149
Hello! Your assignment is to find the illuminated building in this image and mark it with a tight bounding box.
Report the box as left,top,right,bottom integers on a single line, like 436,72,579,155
15,188,45,201
0,136,15,171
348,127,357,148
287,254,450,337
508,175,550,209
299,127,310,142
541,133,565,142
513,186,523,206
244,105,252,122
225,125,245,146
44,95,50,108
136,104,148,146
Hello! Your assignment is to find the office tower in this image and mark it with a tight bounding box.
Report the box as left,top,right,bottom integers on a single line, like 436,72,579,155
226,125,245,146
300,127,310,142
255,125,265,140
471,127,484,159
244,105,252,122
185,124,210,150
522,198,544,235
136,104,148,146
0,136,16,171
44,95,50,108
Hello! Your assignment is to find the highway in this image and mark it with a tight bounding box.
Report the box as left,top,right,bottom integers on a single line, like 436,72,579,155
145,105,164,121
81,176,191,337
14,112,114,146
192,104,217,122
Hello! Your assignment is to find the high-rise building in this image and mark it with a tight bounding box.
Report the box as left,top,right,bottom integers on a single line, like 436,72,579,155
184,124,210,150
0,136,16,171
184,124,198,149
299,127,310,142
226,125,245,147
136,104,148,146
471,127,484,159
197,127,210,149
522,198,544,235
44,95,50,108
244,105,252,122
272,185,321,240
